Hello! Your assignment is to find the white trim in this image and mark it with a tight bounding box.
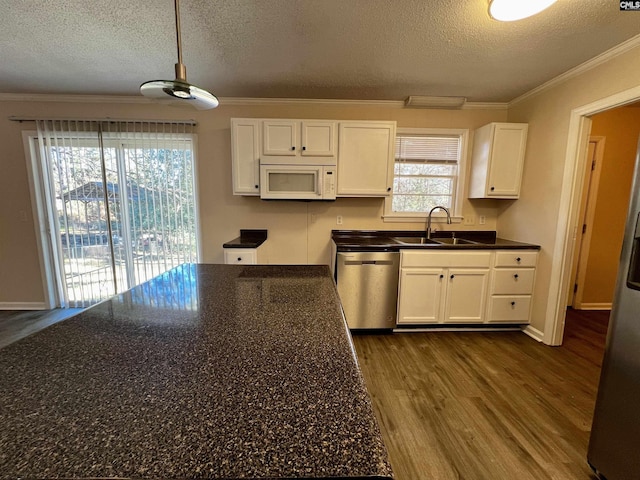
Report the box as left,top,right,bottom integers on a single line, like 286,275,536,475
548,85,640,346
510,34,640,107
571,136,605,308
522,325,544,342
0,92,508,110
191,133,203,262
382,215,463,223
0,302,49,310
575,303,612,311
22,131,57,309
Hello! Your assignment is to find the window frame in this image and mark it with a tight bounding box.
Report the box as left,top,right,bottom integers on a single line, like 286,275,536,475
383,127,469,222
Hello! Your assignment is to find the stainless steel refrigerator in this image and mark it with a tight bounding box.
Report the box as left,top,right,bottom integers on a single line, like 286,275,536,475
588,138,640,479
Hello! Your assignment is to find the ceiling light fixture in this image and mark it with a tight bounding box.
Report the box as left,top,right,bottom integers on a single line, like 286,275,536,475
488,0,557,21
404,96,467,109
140,0,218,110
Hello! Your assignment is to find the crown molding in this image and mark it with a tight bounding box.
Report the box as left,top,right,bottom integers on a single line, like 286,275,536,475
0,92,507,110
509,33,640,107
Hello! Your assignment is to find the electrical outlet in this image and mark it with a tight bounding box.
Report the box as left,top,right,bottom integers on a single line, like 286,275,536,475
479,215,486,225
336,215,343,225
464,215,475,226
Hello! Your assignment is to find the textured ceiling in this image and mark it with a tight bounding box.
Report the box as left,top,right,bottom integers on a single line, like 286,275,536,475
1,0,639,102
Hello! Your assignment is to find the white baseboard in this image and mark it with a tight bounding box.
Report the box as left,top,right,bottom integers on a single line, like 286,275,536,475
574,303,612,311
523,325,544,342
0,302,49,311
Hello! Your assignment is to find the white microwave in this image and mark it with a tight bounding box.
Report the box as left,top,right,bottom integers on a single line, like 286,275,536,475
259,164,337,200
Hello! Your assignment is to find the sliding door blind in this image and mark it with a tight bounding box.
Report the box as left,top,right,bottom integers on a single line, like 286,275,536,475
393,134,460,213
36,120,198,307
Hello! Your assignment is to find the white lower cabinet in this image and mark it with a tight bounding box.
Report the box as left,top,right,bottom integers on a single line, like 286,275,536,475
397,249,538,326
397,251,491,325
223,245,268,265
486,250,538,323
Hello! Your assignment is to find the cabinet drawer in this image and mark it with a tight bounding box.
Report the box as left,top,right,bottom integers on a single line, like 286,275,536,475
401,251,491,268
492,268,535,294
494,251,538,268
224,249,258,265
487,296,531,323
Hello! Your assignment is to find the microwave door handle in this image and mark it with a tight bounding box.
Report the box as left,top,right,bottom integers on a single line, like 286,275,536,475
317,170,322,197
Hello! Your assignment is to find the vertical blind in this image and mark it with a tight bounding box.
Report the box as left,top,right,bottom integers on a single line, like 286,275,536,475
36,119,198,307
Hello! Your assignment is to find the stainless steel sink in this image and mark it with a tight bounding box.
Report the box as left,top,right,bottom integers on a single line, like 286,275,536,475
392,236,440,245
433,237,478,245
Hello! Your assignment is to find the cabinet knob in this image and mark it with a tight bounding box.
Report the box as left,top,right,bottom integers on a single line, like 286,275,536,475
516,257,521,262
490,186,495,191
511,301,516,306
450,274,455,279
237,257,242,261
255,185,259,189
291,146,296,151
302,146,306,151
514,274,519,279
439,274,444,279
387,187,391,192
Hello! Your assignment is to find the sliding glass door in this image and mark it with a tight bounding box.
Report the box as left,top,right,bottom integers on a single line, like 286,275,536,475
34,120,198,307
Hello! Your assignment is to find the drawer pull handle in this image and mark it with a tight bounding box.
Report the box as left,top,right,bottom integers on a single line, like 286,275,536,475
237,257,242,261
514,274,519,279
516,257,521,262
511,301,516,306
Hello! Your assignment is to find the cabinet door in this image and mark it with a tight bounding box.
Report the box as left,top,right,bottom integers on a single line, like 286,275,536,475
231,118,260,195
443,268,489,323
397,268,444,324
487,123,528,197
301,121,336,156
337,121,396,196
263,120,298,156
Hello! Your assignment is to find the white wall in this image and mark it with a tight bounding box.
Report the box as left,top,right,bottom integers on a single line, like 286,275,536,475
0,99,505,305
502,42,640,340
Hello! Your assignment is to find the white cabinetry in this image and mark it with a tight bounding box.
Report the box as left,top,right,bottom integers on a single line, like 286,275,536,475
223,245,268,265
468,122,528,199
262,120,336,159
397,251,491,325
487,250,538,323
231,118,261,196
337,121,396,196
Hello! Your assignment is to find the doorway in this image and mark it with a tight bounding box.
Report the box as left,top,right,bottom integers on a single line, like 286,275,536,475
27,120,200,308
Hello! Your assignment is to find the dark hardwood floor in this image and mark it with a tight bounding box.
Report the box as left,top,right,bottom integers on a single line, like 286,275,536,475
352,309,610,480
0,308,83,349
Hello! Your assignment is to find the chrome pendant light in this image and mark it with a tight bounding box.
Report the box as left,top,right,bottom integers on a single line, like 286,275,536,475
140,0,218,110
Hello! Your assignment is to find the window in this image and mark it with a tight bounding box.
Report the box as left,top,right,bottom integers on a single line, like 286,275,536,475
384,128,468,221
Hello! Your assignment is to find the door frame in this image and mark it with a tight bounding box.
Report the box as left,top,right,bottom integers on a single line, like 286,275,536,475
570,136,606,309
547,85,640,345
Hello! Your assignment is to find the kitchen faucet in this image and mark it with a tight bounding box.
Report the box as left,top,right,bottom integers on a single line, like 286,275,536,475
426,206,451,239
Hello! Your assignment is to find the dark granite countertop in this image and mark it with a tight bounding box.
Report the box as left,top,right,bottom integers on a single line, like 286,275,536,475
0,264,393,479
332,230,540,252
223,229,268,249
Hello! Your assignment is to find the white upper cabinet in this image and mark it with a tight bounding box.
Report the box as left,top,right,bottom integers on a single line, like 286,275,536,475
231,118,261,196
337,121,396,197
262,120,336,158
468,122,528,199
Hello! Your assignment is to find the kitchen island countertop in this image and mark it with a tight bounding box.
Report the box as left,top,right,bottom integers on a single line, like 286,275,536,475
0,264,393,479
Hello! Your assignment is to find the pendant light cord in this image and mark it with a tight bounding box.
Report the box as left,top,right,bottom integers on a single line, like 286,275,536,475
173,0,187,81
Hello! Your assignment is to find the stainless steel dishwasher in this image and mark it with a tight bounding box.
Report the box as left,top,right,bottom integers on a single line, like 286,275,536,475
336,251,399,329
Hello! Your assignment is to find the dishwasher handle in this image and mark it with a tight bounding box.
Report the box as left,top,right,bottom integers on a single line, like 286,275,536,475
345,259,394,266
